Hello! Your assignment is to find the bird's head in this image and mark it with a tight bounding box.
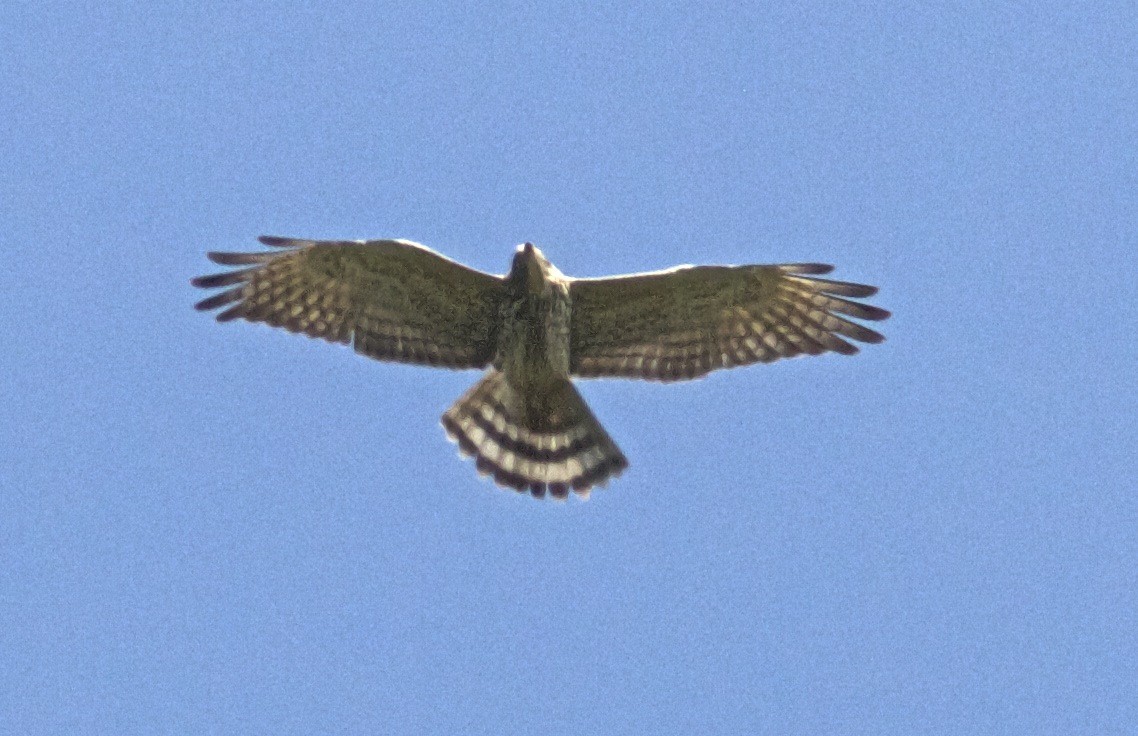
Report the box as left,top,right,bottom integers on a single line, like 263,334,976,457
509,242,552,294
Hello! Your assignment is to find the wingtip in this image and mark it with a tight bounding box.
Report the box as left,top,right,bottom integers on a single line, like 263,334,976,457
193,288,243,312
781,263,835,275
191,270,249,289
859,329,887,344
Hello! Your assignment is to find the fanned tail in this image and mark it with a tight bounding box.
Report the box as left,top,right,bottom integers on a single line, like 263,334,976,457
441,371,627,499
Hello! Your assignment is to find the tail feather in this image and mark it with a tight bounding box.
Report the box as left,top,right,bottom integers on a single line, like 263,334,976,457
441,371,627,499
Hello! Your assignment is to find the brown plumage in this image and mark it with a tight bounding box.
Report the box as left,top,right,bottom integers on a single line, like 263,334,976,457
193,237,889,500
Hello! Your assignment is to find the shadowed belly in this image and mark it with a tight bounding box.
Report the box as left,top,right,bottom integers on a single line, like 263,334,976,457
494,290,571,391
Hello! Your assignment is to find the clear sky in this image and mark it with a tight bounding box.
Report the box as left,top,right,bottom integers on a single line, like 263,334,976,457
2,2,1135,733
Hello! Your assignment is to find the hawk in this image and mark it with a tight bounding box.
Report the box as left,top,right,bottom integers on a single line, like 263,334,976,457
193,237,889,499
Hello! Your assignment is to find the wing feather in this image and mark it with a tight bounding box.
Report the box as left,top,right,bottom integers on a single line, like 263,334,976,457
569,263,889,381
193,237,505,369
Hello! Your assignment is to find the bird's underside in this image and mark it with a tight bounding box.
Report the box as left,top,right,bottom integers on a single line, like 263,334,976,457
193,236,890,500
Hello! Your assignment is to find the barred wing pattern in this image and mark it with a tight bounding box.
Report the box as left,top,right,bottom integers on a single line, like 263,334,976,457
193,237,505,368
569,264,889,381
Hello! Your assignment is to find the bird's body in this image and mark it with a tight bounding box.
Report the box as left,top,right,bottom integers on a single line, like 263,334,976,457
193,237,890,499
494,243,572,389
443,243,626,497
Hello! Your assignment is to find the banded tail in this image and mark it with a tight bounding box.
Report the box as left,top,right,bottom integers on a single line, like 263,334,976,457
441,371,627,499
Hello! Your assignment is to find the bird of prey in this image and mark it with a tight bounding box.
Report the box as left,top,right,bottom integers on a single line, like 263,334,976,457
193,237,889,500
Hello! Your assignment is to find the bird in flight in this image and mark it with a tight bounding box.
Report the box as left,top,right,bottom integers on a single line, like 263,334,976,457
193,237,889,500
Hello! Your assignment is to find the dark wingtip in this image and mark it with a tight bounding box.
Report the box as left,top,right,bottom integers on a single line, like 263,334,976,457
215,305,246,322
191,270,248,289
857,328,886,344
782,263,835,275
207,251,274,265
787,275,881,299
864,307,892,323
258,235,294,247
860,305,891,321
193,288,243,312
829,337,860,355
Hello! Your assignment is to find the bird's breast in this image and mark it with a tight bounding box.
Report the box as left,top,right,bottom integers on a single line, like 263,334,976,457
494,282,572,389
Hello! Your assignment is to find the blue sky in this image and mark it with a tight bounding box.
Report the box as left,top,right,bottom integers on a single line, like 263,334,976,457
2,1,1135,733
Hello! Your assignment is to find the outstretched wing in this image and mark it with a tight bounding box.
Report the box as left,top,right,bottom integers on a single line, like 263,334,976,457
193,236,505,369
569,263,889,381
